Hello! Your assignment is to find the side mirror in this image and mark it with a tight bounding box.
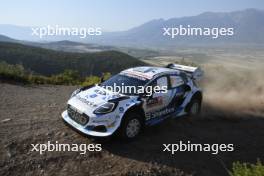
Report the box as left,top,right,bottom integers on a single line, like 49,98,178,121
139,92,148,98
100,76,104,83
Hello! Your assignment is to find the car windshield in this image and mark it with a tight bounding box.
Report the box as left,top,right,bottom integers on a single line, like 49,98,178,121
100,74,149,95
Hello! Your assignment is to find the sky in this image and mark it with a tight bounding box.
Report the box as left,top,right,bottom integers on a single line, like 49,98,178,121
1,0,264,31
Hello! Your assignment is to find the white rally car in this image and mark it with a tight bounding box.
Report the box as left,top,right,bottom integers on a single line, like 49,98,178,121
62,64,203,139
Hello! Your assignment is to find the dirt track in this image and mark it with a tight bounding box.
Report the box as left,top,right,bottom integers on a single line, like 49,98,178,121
0,82,264,176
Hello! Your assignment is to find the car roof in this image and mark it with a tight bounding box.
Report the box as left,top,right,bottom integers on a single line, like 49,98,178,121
121,66,179,80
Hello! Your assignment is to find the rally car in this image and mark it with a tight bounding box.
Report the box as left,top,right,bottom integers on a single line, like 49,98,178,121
62,64,203,139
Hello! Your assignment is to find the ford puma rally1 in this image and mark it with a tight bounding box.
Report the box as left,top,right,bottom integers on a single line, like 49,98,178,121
62,64,203,139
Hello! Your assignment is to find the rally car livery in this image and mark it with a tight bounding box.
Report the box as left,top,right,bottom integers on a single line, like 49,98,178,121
62,64,203,139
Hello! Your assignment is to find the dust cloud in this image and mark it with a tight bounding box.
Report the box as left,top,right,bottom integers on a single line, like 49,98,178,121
201,64,264,117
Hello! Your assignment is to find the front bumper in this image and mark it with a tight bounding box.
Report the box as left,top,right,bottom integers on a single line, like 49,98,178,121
61,110,118,137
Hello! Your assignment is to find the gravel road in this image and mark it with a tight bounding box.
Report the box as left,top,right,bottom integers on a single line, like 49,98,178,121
0,82,264,176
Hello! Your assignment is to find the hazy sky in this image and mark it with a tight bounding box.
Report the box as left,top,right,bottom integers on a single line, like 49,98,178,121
1,0,264,31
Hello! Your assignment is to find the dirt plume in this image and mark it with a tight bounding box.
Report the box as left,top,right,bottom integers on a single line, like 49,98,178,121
202,64,264,117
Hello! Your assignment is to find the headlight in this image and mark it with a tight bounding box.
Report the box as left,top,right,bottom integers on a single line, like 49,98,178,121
94,102,117,114
71,88,81,98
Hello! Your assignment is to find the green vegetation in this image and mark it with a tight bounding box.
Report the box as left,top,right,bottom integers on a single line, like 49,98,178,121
0,61,110,86
82,72,111,86
230,160,264,176
0,41,148,85
0,42,147,77
0,61,29,82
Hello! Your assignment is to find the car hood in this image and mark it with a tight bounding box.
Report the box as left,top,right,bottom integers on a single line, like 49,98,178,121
69,85,131,111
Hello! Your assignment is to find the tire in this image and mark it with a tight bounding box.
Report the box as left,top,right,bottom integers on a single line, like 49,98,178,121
119,112,143,140
187,99,201,116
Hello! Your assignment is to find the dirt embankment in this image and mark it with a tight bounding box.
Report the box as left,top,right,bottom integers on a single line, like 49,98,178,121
0,64,264,176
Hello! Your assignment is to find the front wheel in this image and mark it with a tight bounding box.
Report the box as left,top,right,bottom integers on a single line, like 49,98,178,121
119,112,143,140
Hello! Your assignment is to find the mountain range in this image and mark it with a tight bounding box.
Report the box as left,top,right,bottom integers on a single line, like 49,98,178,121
0,9,264,47
91,8,264,47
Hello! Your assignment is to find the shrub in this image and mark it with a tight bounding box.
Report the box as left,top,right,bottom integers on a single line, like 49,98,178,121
49,70,81,85
81,72,112,86
0,61,28,83
28,74,49,84
230,160,264,176
82,75,101,86
0,61,111,86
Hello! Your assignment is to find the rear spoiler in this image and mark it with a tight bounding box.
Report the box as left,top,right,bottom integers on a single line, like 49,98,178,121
166,63,204,81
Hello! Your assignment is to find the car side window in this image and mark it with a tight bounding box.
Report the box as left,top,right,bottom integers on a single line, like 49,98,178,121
144,76,168,97
156,76,168,89
170,75,184,88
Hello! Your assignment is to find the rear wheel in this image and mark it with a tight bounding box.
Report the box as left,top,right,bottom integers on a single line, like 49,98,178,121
187,99,201,116
119,112,143,140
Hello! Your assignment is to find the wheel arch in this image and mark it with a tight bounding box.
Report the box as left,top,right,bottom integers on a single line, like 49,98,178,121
192,90,203,103
120,104,146,126
117,104,145,139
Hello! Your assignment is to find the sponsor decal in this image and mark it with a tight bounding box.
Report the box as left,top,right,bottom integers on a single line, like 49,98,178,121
89,94,98,98
76,95,97,107
92,119,109,123
122,70,152,80
94,89,106,95
121,72,147,81
146,97,163,108
146,107,175,120
119,107,124,113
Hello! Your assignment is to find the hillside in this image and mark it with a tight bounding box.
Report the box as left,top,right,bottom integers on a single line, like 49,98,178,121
23,40,117,53
0,35,17,43
0,42,147,76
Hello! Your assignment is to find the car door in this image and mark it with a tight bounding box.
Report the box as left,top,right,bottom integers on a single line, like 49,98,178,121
168,74,186,107
143,76,172,119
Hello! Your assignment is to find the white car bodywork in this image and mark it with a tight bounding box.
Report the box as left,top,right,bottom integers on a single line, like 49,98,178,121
62,64,203,137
